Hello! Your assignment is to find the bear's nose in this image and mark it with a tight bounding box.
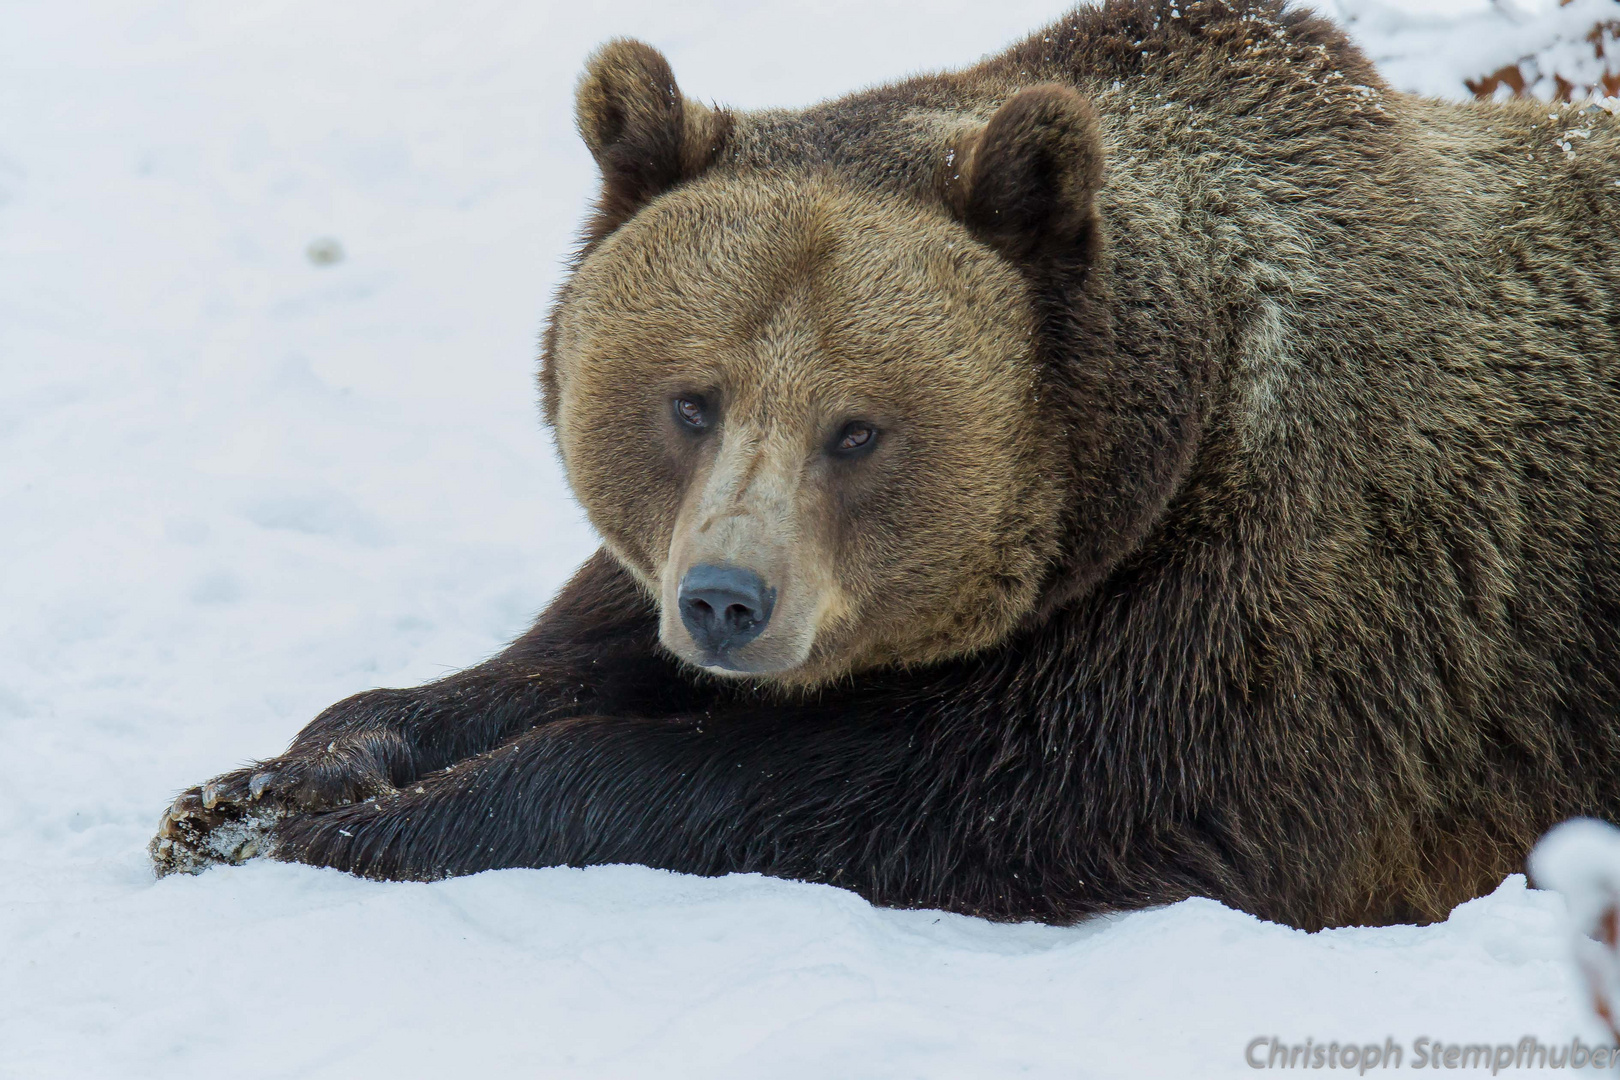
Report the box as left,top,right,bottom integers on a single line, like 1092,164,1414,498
678,564,775,658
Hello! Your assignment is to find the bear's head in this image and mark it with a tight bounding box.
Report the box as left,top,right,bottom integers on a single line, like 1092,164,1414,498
543,41,1121,688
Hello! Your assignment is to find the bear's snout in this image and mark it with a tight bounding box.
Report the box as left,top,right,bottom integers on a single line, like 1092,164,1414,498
677,564,776,663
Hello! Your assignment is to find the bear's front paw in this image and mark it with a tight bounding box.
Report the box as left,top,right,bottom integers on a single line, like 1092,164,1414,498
150,741,402,876
150,788,281,876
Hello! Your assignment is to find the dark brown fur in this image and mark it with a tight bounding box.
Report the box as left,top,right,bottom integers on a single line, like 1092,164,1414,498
154,0,1620,931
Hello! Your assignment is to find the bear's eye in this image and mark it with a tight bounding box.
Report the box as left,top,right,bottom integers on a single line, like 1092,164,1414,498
832,422,878,456
672,396,709,432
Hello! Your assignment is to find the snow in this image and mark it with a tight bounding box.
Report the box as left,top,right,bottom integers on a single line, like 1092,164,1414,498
3,0,1619,1075
1530,820,1620,1048
1324,0,1620,100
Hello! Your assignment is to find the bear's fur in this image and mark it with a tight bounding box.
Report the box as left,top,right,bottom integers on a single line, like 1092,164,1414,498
154,0,1620,931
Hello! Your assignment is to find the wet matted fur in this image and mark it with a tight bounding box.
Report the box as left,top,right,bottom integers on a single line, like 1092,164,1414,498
154,0,1620,930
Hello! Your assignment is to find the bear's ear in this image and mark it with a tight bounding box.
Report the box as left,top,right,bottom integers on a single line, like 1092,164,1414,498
942,85,1105,262
575,39,731,237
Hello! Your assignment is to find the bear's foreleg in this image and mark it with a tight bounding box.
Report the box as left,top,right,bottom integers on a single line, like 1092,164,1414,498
266,707,1083,920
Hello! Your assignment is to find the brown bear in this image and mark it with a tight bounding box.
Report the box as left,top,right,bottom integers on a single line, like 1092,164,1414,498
152,0,1620,931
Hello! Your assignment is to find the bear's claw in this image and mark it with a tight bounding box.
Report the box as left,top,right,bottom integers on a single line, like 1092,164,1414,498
150,797,280,877
151,763,294,876
150,743,403,876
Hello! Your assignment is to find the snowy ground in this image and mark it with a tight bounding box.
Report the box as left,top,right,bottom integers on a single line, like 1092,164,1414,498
4,0,1619,1076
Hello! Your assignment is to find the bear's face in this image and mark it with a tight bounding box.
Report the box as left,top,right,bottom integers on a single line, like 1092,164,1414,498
549,176,1066,686
545,40,1111,687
